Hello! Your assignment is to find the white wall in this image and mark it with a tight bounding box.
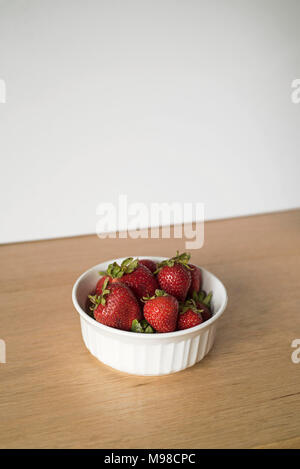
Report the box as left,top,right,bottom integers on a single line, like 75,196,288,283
0,0,299,243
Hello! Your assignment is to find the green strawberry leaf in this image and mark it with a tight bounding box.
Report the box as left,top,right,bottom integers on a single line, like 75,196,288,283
140,319,149,329
131,319,155,333
88,294,103,311
192,291,198,301
179,298,203,315
154,251,191,273
197,291,206,302
98,270,107,276
154,289,167,297
88,277,111,310
107,262,123,278
131,319,144,333
121,257,134,268
106,258,139,278
123,257,139,273
203,291,212,306
142,289,168,302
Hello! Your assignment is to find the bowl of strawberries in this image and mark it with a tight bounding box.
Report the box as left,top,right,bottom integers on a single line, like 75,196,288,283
72,252,227,376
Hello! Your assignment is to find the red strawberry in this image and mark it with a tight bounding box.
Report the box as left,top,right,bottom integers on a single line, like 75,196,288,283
143,290,179,333
196,303,212,322
89,278,142,331
187,264,202,296
106,257,159,300
95,275,112,295
156,252,192,302
177,307,203,330
138,259,157,273
193,291,213,321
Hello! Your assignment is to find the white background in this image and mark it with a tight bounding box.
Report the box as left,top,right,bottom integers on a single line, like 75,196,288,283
0,0,299,243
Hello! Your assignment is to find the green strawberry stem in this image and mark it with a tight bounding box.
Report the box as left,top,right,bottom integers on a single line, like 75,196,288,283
192,290,212,306
203,291,212,307
142,289,168,302
131,319,144,333
88,294,102,311
179,298,204,315
98,270,107,276
105,257,139,279
154,251,191,274
131,319,155,333
88,277,110,310
196,290,205,302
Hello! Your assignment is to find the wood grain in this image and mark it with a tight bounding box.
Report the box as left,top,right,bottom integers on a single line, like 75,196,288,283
0,210,300,449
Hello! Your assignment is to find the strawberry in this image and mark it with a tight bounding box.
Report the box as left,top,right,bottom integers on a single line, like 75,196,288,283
177,304,203,330
106,257,159,300
197,304,212,322
155,251,192,302
88,278,142,331
143,290,179,333
192,291,213,321
138,259,157,273
187,264,202,297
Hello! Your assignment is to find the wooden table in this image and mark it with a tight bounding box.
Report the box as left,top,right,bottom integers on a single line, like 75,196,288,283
1,210,300,449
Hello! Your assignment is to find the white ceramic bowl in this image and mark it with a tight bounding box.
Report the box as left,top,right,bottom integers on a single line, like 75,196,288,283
72,257,228,376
